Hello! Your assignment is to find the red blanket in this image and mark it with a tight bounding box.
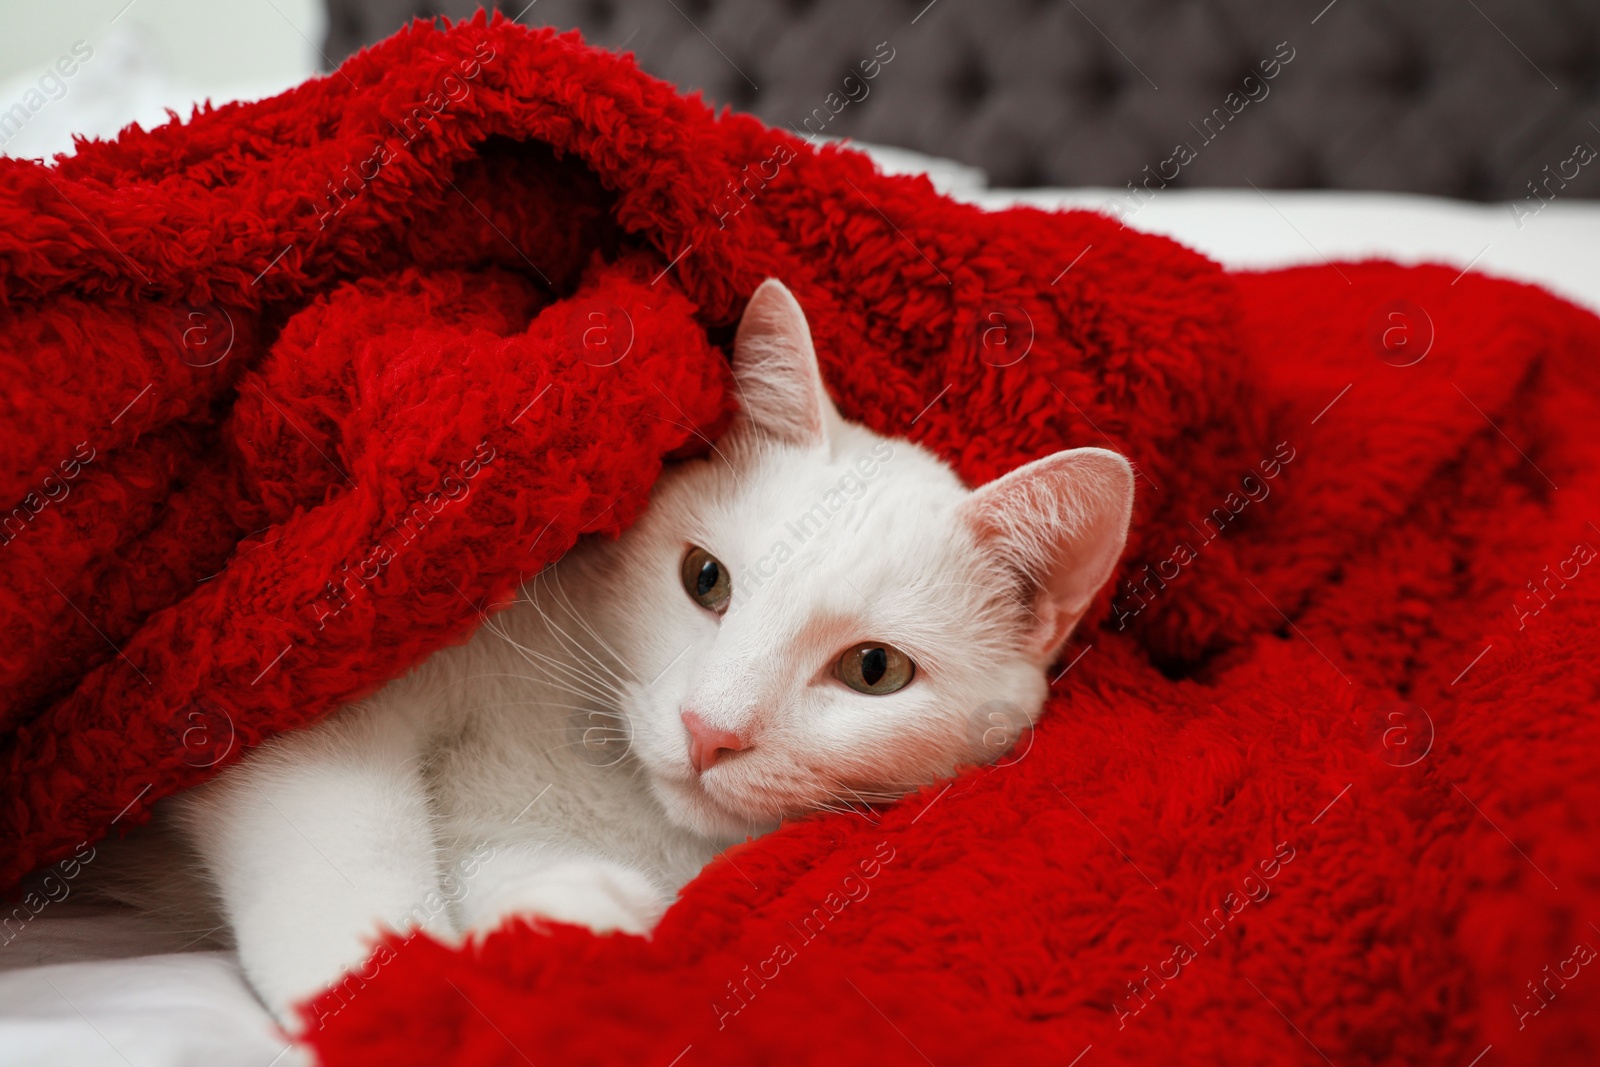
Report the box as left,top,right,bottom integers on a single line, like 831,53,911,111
3,15,1598,1066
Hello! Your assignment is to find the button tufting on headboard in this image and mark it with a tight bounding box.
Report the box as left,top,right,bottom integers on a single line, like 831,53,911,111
324,0,1600,199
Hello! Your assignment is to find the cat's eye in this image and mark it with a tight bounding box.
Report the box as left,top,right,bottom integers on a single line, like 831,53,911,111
836,642,916,695
681,546,731,615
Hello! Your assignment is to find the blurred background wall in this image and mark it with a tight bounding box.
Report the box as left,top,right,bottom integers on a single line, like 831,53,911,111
4,0,1599,200
321,0,1600,200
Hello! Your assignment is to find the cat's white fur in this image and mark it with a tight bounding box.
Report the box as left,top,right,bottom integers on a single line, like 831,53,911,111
119,280,1135,1022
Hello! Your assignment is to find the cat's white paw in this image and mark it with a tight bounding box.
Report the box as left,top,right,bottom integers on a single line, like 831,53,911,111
469,858,669,937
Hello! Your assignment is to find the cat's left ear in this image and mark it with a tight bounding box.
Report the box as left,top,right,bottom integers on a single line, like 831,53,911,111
728,279,842,450
959,447,1136,663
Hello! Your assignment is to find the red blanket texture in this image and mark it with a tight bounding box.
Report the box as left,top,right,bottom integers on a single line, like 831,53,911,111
3,14,1598,1066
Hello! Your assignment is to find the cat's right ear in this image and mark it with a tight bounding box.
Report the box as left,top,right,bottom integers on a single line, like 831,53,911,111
728,279,841,450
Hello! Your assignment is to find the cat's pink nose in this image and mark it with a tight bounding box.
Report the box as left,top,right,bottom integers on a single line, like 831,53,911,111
681,710,749,773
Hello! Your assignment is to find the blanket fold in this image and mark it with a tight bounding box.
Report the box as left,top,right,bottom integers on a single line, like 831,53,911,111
2,15,1597,1066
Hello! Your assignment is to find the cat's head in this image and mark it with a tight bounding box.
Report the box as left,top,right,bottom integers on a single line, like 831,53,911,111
561,280,1134,841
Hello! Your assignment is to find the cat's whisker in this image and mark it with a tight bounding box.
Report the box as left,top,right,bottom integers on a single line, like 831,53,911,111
539,568,640,687
483,620,623,706
455,669,614,705
522,677,616,707
501,647,619,707
842,784,898,810
540,563,633,671
451,722,629,740
454,698,604,713
502,639,614,697
523,592,634,696
819,792,869,815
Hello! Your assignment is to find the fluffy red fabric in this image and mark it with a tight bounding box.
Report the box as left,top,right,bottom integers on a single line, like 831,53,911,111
2,15,1597,1065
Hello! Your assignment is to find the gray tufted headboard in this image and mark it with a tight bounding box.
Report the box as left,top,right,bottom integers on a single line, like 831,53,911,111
325,0,1600,200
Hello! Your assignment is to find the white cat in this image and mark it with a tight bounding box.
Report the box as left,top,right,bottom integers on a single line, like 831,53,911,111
127,279,1135,1023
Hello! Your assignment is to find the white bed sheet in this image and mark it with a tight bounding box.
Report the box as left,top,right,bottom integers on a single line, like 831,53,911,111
5,42,1600,1067
0,904,304,1067
858,142,1600,319
988,187,1600,318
